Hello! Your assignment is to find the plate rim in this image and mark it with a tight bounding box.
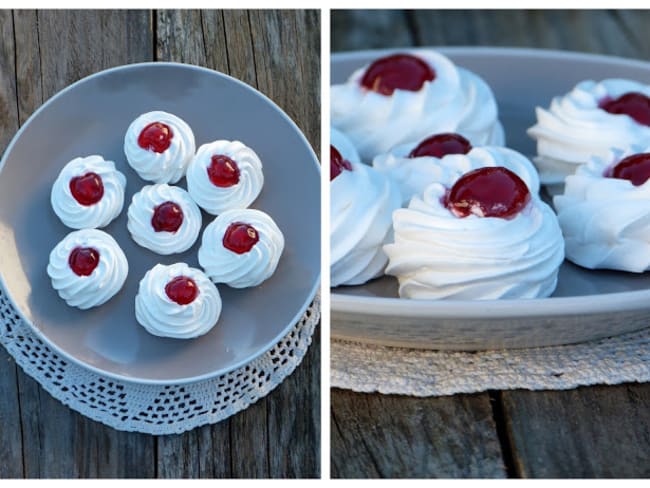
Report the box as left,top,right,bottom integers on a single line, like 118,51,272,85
0,61,321,385
331,46,650,319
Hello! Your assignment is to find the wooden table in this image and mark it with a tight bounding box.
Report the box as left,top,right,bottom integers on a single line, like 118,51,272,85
0,10,320,478
331,9,650,478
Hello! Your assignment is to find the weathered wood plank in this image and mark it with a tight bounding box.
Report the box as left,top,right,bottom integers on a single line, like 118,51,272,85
331,389,506,478
501,383,650,478
331,10,414,53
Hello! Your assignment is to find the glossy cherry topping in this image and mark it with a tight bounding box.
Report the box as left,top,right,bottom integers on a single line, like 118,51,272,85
330,145,353,181
69,172,104,206
223,222,259,254
68,247,100,276
360,54,435,96
138,122,173,153
151,201,183,233
445,167,531,219
409,133,472,159
165,276,199,305
207,154,240,187
606,153,650,186
599,92,650,126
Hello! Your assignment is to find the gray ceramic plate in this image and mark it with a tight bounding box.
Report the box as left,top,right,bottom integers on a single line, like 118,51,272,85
0,62,320,384
331,47,650,350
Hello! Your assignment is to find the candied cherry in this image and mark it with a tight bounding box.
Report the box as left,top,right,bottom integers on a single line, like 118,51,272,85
599,92,650,126
330,145,352,181
208,154,240,187
70,172,104,206
138,122,173,153
223,222,259,254
409,133,472,159
606,153,650,186
445,167,530,219
360,53,435,96
151,201,183,233
165,276,199,305
68,247,100,276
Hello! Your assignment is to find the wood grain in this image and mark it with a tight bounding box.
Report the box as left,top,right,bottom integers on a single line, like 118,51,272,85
331,389,506,478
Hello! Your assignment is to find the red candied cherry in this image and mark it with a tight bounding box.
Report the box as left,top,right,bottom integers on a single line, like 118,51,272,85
360,53,435,96
70,172,104,206
409,133,472,159
606,153,650,186
165,276,199,305
599,92,650,126
445,167,531,219
208,154,240,187
138,122,174,153
223,222,259,254
68,247,100,276
151,201,183,233
330,145,352,181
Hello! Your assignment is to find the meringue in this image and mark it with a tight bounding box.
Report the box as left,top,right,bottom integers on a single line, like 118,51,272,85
554,145,650,272
186,140,264,215
528,79,650,185
124,111,195,184
198,208,284,288
384,181,564,300
331,130,401,286
331,50,505,161
47,229,128,309
127,184,202,255
135,263,222,339
51,155,126,229
373,142,540,205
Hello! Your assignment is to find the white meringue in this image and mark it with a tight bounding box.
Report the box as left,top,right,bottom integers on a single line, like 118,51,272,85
528,79,650,185
198,208,284,288
127,184,202,255
47,229,128,309
135,263,222,339
331,50,505,161
51,155,126,229
186,140,264,215
124,111,195,184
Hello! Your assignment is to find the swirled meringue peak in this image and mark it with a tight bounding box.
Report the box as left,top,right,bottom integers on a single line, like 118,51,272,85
135,263,222,339
187,140,264,215
331,50,505,161
384,167,564,300
528,79,650,185
124,111,195,184
127,184,202,255
47,229,128,309
198,208,284,288
554,144,650,272
373,135,540,205
51,155,126,229
331,130,401,286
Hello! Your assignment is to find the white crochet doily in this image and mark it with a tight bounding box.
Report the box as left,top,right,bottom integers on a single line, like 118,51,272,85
332,326,650,397
0,286,319,435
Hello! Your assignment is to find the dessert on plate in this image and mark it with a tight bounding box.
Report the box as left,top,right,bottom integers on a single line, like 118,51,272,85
330,128,401,286
331,50,505,161
198,208,284,288
47,228,128,309
384,166,564,300
372,132,540,205
554,145,650,272
127,184,202,255
528,78,650,185
135,263,222,339
51,155,126,229
124,111,196,184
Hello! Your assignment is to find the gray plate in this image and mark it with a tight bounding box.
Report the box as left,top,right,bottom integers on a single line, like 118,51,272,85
331,47,650,350
0,62,320,384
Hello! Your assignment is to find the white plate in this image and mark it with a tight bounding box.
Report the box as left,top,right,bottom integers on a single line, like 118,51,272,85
331,47,650,350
